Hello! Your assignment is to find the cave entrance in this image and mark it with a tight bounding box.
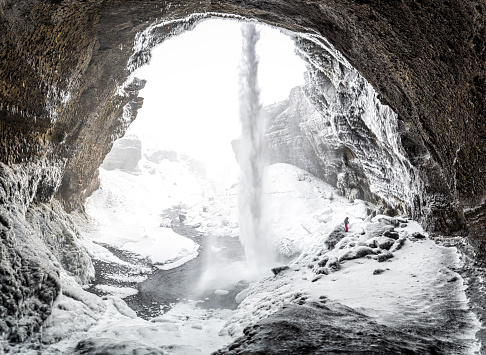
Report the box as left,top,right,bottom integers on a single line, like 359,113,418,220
79,18,307,318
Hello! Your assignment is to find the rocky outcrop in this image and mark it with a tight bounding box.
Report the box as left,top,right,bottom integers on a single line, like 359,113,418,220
295,35,467,235
214,301,469,355
264,84,399,213
264,87,327,182
0,161,93,344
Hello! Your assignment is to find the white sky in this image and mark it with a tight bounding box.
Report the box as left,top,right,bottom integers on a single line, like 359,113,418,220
128,18,307,185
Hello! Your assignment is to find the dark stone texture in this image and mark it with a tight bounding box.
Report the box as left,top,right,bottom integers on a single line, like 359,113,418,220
213,301,467,354
271,266,290,276
0,0,486,350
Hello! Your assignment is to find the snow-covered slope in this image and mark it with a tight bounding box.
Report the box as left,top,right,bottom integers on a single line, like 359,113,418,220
188,163,374,258
21,163,479,354
80,139,210,271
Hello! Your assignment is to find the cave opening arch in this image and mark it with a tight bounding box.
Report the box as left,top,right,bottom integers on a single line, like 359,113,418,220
0,1,477,239
47,4,472,240
1,0,486,350
87,11,420,227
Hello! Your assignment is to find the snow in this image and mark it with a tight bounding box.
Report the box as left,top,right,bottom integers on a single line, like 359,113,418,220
105,273,147,283
189,163,374,259
43,295,232,355
263,163,371,256
120,227,199,267
81,155,206,270
94,285,139,299
30,162,479,354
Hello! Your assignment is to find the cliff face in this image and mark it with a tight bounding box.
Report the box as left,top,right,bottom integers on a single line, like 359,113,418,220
264,84,402,215
295,36,462,233
1,0,486,346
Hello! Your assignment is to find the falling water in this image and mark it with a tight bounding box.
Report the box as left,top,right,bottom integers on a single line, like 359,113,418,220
238,23,275,272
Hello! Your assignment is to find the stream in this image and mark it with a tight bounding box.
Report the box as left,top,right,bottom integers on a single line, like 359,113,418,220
87,208,249,319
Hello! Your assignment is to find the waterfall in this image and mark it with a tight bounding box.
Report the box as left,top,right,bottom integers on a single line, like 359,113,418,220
238,23,275,272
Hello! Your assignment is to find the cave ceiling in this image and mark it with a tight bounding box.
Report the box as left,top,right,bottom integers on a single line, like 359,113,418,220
0,0,485,241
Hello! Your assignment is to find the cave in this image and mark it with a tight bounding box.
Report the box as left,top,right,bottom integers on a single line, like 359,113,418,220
1,0,486,353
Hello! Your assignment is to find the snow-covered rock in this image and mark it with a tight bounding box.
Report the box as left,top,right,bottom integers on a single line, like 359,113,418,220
220,218,480,353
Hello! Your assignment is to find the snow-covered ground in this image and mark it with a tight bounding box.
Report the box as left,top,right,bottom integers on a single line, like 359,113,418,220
81,153,207,271
25,161,480,354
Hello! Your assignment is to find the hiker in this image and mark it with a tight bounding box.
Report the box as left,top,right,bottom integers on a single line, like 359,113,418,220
344,217,349,232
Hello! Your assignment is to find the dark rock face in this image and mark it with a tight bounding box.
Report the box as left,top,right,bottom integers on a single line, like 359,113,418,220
0,0,484,237
213,301,468,355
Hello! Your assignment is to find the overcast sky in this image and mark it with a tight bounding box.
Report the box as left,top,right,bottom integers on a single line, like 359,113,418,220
127,18,307,185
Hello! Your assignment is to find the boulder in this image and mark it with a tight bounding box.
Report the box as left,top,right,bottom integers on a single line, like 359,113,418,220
376,237,395,250
383,230,400,240
363,222,395,239
325,226,347,250
271,266,290,276
376,251,394,262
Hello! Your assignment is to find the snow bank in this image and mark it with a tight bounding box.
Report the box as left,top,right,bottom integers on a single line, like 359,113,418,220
263,163,372,256
94,285,139,299
188,163,374,258
80,151,208,269
222,216,480,353
30,162,479,354
120,227,199,268
40,296,232,355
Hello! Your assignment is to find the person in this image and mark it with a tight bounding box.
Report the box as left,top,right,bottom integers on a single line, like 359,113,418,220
344,217,349,232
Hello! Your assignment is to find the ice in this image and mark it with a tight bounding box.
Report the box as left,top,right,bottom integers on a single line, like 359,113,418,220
121,227,199,268
28,162,479,354
80,154,207,269
94,285,139,299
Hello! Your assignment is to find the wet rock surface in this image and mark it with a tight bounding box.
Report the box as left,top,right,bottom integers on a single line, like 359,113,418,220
213,301,464,355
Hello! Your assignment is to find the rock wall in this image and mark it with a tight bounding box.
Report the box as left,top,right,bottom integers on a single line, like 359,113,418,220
1,0,484,237
264,87,327,182
0,161,93,344
1,0,486,346
264,84,398,214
